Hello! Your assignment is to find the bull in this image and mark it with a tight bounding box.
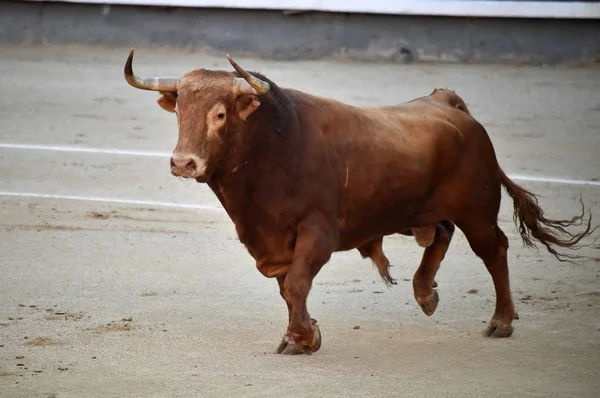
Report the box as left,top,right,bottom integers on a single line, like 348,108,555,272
123,48,594,355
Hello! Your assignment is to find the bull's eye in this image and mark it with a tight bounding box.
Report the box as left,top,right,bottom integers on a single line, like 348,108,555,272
217,113,225,119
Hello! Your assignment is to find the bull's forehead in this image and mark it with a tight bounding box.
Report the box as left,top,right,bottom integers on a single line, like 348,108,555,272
179,69,235,93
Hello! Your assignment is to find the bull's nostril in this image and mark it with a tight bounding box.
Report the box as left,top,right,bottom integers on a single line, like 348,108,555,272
170,158,177,175
185,159,198,175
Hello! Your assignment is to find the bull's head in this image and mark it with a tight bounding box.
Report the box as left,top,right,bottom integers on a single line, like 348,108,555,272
123,48,270,182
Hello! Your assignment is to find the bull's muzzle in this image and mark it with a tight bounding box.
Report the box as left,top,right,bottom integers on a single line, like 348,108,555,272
170,154,206,178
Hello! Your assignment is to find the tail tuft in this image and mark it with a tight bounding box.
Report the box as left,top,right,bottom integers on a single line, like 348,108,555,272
499,169,597,262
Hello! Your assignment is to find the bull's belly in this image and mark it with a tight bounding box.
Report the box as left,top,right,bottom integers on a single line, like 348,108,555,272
232,192,446,275
335,202,439,251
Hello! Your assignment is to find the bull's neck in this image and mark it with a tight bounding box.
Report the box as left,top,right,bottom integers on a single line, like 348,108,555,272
209,89,305,199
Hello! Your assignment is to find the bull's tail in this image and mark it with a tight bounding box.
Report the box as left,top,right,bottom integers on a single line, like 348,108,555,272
499,168,596,262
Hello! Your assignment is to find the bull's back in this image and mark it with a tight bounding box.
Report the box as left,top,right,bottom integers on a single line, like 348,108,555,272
285,88,493,248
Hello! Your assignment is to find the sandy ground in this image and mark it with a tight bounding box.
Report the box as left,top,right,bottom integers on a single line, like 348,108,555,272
0,45,599,398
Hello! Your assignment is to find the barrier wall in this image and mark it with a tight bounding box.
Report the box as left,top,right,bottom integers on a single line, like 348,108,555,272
3,1,600,64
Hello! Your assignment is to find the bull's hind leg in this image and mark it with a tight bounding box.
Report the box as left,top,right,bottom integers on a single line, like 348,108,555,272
357,238,396,285
412,221,455,316
457,219,517,337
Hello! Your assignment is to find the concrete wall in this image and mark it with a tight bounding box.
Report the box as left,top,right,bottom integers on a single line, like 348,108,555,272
1,1,599,65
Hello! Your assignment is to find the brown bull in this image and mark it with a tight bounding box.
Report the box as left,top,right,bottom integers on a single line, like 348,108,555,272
123,49,594,355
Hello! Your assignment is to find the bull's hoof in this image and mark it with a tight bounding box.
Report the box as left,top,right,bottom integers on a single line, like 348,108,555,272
310,321,322,353
276,319,322,355
484,319,514,338
277,340,305,355
417,290,439,316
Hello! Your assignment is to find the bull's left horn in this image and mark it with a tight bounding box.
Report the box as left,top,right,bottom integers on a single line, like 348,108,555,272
226,54,270,95
124,48,180,92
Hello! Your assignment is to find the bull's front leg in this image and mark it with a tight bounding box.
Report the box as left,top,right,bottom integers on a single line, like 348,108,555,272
276,215,334,355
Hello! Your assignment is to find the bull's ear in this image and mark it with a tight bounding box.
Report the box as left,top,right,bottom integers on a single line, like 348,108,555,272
236,94,261,120
157,92,177,113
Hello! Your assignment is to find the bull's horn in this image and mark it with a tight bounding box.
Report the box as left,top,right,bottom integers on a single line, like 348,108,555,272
124,48,180,92
226,54,270,95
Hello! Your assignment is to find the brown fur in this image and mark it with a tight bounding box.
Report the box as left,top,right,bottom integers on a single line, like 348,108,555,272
128,60,595,353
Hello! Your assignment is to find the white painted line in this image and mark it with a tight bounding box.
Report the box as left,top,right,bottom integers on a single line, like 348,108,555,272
0,143,170,158
510,175,600,187
1,142,599,187
0,175,597,213
0,191,224,212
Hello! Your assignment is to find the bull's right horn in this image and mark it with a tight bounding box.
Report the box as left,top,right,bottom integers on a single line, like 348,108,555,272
124,48,180,92
226,54,270,95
